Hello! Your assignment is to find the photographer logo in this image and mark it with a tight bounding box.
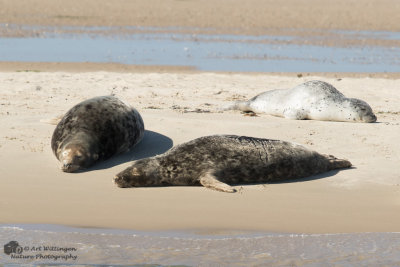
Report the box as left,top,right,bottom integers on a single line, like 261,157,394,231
3,241,78,261
4,241,23,255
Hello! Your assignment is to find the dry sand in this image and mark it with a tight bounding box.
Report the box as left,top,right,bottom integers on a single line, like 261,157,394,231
0,72,399,234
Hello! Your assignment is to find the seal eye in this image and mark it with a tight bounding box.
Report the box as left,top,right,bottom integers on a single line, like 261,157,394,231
132,168,141,176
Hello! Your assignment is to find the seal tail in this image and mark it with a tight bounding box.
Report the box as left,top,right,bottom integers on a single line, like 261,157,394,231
222,100,252,112
325,154,352,170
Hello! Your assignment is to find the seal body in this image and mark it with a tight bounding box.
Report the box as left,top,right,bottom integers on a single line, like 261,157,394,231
227,80,377,122
51,96,144,172
114,135,351,193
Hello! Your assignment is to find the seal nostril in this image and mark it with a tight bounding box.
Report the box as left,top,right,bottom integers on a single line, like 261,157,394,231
60,163,75,173
63,163,72,169
114,176,129,188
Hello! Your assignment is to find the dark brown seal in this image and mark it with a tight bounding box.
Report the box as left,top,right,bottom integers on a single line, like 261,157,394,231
51,96,144,172
113,135,351,192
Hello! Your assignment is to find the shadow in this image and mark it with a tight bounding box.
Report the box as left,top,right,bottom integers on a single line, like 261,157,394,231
82,130,173,172
268,166,355,184
225,167,355,188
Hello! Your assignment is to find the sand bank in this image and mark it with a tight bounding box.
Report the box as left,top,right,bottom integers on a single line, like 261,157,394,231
1,0,400,33
0,71,399,233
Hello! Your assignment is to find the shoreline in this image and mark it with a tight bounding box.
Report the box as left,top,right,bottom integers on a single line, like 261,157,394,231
0,61,400,79
2,222,400,238
2,225,399,265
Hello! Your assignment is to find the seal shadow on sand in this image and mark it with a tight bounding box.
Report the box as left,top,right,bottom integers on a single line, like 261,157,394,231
82,130,173,172
269,167,355,185
225,168,355,189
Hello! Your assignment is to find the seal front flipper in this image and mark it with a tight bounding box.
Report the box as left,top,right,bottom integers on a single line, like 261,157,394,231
283,108,307,120
199,171,236,193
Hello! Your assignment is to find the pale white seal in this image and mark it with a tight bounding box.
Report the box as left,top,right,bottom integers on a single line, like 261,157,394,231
226,80,377,122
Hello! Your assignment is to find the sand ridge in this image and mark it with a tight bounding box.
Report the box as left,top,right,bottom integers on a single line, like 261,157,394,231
1,0,400,32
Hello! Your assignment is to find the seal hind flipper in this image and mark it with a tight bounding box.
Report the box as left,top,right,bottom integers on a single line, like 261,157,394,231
223,100,252,112
199,171,236,193
40,114,63,125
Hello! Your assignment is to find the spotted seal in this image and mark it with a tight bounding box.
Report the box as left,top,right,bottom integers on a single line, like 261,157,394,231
226,80,377,122
51,96,144,172
113,135,351,193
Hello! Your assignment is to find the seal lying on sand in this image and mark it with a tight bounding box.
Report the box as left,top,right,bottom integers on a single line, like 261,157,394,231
114,135,351,193
226,80,377,122
51,96,144,172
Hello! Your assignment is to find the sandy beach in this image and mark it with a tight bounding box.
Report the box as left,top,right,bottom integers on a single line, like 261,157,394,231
0,72,399,234
0,0,400,243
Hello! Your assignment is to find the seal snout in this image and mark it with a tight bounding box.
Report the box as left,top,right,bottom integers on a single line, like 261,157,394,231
63,163,72,170
60,162,79,173
361,113,376,123
368,113,377,123
113,174,130,188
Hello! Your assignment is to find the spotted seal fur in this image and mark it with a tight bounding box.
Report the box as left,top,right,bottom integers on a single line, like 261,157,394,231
51,96,144,172
226,80,377,122
113,135,351,193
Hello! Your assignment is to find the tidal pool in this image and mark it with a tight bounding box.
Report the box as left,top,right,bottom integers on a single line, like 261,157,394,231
1,25,399,72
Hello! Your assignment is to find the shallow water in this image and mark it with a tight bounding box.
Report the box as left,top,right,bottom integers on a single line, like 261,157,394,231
1,224,400,266
1,24,400,72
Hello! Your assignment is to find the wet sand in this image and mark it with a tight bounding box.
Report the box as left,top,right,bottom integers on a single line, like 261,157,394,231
1,0,400,32
0,61,400,78
2,0,400,50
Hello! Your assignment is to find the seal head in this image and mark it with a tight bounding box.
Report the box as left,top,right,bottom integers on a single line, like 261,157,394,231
346,98,377,123
58,141,99,172
113,158,162,187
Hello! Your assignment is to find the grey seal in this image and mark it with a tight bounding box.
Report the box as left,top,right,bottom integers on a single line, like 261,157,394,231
226,80,377,122
113,135,351,193
51,96,144,172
